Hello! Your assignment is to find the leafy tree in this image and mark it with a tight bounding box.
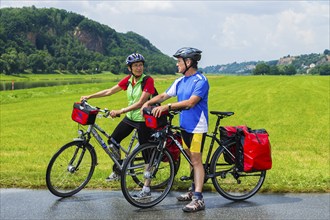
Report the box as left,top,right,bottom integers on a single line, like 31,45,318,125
108,57,121,74
309,64,330,75
67,61,74,73
253,62,270,75
17,52,28,72
319,64,330,75
269,65,280,75
28,53,44,73
1,48,19,73
283,65,296,75
27,50,51,73
0,58,8,74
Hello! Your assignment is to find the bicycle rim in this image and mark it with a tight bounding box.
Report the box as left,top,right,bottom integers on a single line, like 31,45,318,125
46,141,96,197
134,154,180,189
130,144,180,189
210,146,266,201
121,143,175,208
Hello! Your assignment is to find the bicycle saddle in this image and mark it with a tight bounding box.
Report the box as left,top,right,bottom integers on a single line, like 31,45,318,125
210,111,234,117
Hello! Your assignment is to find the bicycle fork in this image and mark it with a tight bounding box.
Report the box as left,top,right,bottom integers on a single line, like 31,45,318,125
144,141,167,180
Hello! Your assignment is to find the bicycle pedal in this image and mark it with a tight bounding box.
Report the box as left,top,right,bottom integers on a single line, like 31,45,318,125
179,176,191,181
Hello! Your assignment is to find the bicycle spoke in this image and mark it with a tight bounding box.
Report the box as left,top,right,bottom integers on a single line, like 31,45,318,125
211,146,266,201
121,143,175,208
46,141,95,197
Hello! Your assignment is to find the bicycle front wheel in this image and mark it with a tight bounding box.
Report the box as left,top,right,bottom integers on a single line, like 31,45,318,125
121,143,175,208
210,145,266,201
132,153,180,189
46,140,96,197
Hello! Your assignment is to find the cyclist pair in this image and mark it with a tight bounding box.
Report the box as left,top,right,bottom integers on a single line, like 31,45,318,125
81,47,209,213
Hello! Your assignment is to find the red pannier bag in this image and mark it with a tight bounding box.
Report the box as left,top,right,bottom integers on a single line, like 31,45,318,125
142,106,167,129
237,128,272,172
162,132,181,162
71,102,99,125
220,125,249,164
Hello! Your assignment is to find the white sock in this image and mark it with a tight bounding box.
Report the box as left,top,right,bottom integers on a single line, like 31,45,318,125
142,186,150,192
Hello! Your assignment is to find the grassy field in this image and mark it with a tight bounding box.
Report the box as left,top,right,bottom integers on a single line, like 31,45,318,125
0,74,329,192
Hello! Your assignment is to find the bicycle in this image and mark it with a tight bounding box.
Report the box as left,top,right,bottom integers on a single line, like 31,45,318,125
46,100,180,197
120,110,267,208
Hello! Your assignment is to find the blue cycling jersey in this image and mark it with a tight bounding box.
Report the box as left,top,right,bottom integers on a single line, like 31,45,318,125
166,71,209,133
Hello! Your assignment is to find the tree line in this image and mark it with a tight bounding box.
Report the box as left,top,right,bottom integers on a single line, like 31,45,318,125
253,50,330,75
0,6,177,75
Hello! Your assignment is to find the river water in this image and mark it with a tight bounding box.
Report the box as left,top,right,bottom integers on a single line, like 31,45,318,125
0,79,114,91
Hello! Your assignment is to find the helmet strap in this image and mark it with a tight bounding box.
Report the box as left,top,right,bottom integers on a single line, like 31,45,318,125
182,59,192,75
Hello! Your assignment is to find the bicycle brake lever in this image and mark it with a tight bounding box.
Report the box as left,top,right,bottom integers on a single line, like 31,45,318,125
104,110,110,118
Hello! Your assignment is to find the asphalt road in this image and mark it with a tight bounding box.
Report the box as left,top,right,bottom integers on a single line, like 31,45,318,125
1,188,329,220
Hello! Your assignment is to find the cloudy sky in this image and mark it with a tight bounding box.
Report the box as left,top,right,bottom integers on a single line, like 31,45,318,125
2,0,329,67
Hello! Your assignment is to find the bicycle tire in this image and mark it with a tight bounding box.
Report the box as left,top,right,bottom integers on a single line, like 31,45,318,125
210,144,266,201
46,140,96,197
120,143,175,208
112,139,177,190
131,146,181,190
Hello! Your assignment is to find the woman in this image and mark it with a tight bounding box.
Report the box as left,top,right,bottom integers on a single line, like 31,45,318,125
81,53,156,181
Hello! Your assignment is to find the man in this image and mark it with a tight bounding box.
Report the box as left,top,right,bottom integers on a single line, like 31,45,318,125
141,47,209,212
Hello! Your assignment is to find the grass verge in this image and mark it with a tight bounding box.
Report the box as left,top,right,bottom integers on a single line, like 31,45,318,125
0,74,329,192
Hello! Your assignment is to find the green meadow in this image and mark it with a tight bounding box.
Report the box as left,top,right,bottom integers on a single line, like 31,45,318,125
0,74,329,192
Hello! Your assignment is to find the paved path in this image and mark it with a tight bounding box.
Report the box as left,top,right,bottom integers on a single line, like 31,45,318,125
1,189,329,219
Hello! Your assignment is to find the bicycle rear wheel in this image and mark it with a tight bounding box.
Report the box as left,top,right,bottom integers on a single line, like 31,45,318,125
46,140,96,197
210,145,266,201
121,143,175,208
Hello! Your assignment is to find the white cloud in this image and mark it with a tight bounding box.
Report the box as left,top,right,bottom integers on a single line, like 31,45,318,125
207,1,329,64
1,0,329,66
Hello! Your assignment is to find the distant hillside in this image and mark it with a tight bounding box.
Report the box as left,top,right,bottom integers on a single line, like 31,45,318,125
0,6,176,75
201,51,330,75
201,61,259,75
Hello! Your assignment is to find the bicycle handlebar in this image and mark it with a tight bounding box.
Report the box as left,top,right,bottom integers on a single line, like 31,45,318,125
81,99,110,118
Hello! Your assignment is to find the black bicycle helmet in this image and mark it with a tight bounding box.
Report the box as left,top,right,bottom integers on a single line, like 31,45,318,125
126,53,145,66
173,47,202,61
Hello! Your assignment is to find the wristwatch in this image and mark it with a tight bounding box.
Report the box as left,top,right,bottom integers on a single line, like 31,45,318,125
167,103,172,111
